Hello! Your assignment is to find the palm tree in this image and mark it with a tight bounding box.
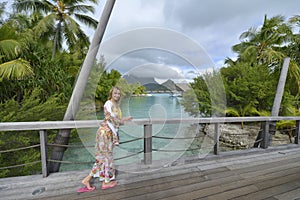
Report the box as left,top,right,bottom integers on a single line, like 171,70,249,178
13,0,99,59
228,15,300,109
0,23,33,80
231,15,293,67
231,16,296,147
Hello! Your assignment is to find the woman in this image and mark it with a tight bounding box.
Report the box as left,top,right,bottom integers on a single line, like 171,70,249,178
78,86,132,192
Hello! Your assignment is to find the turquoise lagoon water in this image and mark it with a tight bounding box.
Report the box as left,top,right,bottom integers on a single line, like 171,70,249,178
60,94,209,172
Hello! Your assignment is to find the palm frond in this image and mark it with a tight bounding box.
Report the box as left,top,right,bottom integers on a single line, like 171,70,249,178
65,0,99,4
13,0,53,14
288,61,300,93
68,4,95,14
74,14,98,29
33,13,56,38
239,27,257,41
225,107,240,117
260,49,285,64
289,15,300,26
64,15,91,46
0,39,21,60
0,58,33,80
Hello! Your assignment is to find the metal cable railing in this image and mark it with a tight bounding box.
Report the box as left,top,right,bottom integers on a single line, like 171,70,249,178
46,137,144,164
0,117,300,178
152,147,202,152
0,161,41,170
0,144,42,171
47,159,92,165
0,137,144,172
115,150,143,161
152,135,203,140
0,144,40,153
47,143,93,148
119,137,143,144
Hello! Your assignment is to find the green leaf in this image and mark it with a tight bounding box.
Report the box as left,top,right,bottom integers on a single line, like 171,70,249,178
0,58,33,80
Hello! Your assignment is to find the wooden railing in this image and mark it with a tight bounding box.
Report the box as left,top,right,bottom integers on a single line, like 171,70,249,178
1,116,300,178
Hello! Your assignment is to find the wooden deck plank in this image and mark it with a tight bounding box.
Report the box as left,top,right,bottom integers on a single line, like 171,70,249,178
87,172,207,200
274,188,300,200
2,145,300,200
159,163,300,200
118,175,243,200
205,185,259,200
123,162,300,200
232,180,300,200
203,172,300,200
45,166,235,200
238,156,300,179
39,169,206,200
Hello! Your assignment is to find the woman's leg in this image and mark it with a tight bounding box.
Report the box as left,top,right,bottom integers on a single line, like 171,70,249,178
96,126,116,189
81,174,93,189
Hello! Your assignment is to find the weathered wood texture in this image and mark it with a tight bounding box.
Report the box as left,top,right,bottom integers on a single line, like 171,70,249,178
1,144,300,200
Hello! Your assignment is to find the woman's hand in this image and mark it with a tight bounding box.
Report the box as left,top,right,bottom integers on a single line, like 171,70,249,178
121,116,133,124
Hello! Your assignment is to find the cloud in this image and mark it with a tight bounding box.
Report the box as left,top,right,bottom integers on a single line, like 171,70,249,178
87,0,299,81
126,63,183,79
105,0,166,35
98,27,215,84
161,0,300,61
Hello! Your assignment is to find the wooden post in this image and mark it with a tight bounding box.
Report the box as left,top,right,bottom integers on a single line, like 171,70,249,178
295,120,300,144
261,121,269,149
39,130,49,177
271,58,290,116
254,58,290,147
214,123,220,155
144,124,152,164
268,121,276,146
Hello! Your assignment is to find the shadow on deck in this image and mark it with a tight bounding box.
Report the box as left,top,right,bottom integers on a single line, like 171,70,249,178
1,144,300,200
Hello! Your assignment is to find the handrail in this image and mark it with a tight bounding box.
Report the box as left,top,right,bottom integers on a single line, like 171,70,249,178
1,116,300,131
0,116,300,178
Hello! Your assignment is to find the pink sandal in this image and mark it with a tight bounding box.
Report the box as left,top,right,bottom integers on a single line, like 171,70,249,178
77,186,96,193
102,181,117,190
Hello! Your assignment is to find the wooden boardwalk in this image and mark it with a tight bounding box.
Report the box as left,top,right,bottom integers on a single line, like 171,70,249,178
1,144,300,200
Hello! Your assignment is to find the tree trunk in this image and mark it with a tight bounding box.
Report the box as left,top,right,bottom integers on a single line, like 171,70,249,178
254,57,290,148
49,0,116,173
52,20,62,59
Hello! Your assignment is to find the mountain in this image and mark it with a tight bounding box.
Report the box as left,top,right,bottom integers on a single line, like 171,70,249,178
161,79,176,91
123,75,171,91
123,75,185,92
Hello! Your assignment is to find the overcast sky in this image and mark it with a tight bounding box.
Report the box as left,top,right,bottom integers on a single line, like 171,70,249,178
2,0,299,83
87,0,300,82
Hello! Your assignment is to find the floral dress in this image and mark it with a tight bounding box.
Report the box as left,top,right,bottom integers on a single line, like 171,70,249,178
89,100,121,183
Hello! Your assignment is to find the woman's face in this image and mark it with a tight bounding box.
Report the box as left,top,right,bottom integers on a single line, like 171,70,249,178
112,88,121,102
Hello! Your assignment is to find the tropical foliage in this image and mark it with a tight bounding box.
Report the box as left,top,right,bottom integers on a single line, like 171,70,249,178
0,0,147,178
12,0,98,58
183,15,300,120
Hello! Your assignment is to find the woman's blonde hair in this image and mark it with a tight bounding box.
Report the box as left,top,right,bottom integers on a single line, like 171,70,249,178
108,86,121,101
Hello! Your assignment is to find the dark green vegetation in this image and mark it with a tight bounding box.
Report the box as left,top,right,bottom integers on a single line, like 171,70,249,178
0,0,145,178
182,15,300,120
0,1,299,178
